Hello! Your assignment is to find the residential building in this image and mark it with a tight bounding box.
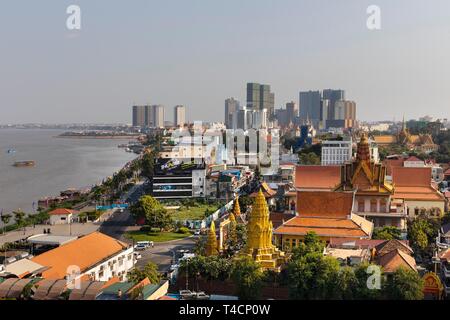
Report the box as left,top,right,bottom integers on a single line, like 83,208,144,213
152,105,165,128
174,105,186,127
224,98,240,129
132,105,146,127
31,232,134,282
321,138,353,166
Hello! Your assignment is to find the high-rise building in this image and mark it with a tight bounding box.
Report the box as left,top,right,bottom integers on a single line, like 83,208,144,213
235,107,251,130
285,101,298,125
326,100,356,129
225,98,240,128
152,105,165,128
174,105,186,127
246,83,275,116
132,105,146,127
322,89,345,121
299,91,321,126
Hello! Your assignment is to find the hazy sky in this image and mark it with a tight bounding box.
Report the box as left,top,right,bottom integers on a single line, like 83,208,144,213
1,0,449,124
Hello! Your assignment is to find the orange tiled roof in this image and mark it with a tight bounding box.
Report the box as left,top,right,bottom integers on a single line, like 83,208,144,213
373,135,397,144
295,166,341,190
297,191,353,218
393,186,444,201
274,216,370,238
49,208,77,216
377,249,417,273
391,167,445,201
32,232,129,279
383,158,405,176
392,167,431,187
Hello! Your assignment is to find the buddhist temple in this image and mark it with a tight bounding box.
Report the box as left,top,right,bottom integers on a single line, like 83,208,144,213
205,222,218,256
372,118,438,154
334,132,408,231
273,191,373,246
240,189,285,271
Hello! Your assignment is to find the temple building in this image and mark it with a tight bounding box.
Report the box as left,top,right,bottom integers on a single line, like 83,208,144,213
334,132,408,231
372,119,438,154
240,189,285,271
391,166,445,218
273,191,373,247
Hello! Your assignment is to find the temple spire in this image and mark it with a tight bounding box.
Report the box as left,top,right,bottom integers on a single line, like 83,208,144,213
356,132,371,162
233,196,241,216
205,222,218,256
241,189,285,270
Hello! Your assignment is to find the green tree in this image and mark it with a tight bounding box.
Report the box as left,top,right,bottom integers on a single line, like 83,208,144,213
130,195,173,231
231,257,264,300
141,151,156,179
384,267,424,300
13,210,26,234
299,152,321,165
126,262,161,284
408,217,439,253
288,251,340,299
372,226,402,240
1,213,12,234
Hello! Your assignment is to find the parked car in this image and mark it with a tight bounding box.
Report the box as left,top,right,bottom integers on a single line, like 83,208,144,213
134,252,142,260
194,230,201,236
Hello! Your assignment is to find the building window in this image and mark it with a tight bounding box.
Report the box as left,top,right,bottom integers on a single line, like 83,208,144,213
358,201,365,212
370,200,377,212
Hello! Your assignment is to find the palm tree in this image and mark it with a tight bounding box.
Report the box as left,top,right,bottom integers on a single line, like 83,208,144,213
1,213,12,235
13,210,26,235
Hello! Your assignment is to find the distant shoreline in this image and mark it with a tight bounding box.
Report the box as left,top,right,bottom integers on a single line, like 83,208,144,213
55,135,139,140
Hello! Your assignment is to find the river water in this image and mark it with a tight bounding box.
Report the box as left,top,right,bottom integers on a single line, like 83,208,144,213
0,129,137,214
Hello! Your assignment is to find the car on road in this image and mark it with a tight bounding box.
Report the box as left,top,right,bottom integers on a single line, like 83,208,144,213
170,264,179,271
134,252,142,260
134,241,154,251
194,230,201,236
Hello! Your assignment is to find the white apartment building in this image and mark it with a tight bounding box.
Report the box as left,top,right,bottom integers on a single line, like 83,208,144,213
321,139,352,166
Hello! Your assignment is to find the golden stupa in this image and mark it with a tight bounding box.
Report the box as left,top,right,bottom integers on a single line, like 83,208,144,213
240,189,285,270
233,196,241,216
205,222,218,256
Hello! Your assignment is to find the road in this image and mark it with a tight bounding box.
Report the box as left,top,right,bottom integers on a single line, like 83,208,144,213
135,236,198,272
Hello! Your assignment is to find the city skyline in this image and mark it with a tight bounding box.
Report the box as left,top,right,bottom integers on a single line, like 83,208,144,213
1,0,450,124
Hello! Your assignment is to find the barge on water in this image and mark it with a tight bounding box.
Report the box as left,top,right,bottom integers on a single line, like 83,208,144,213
13,160,36,167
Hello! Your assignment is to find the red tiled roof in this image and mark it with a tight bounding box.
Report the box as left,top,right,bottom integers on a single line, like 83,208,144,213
392,167,431,187
48,208,77,216
297,191,353,218
295,166,341,190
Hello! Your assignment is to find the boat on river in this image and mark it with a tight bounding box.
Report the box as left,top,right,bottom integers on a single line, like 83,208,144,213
13,160,36,167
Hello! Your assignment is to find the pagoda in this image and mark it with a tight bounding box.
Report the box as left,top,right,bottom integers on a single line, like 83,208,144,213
240,189,285,271
205,222,218,256
233,196,241,216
